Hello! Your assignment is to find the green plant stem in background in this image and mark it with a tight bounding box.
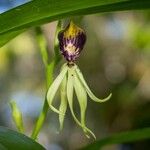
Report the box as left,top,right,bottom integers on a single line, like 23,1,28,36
80,127,150,150
31,99,49,140
31,21,62,140
31,62,54,140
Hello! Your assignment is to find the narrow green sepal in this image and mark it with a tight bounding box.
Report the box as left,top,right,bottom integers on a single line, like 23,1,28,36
47,64,68,114
74,70,96,139
75,65,112,103
67,67,96,139
59,74,67,130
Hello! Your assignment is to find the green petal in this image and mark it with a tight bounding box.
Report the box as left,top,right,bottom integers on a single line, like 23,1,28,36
67,68,96,139
75,65,112,103
73,71,87,129
59,74,67,130
47,64,68,114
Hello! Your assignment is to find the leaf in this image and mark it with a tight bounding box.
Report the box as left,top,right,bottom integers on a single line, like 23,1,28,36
0,29,24,47
80,127,150,150
75,65,112,103
0,0,150,47
0,126,45,150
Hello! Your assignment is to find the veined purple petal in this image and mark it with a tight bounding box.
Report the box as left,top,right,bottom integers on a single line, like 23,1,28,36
58,21,86,62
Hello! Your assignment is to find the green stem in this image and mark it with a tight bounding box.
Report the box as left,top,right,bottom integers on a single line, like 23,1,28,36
31,99,49,140
31,61,55,140
31,20,62,140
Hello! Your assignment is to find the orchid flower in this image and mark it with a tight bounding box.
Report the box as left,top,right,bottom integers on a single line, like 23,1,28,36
47,21,112,139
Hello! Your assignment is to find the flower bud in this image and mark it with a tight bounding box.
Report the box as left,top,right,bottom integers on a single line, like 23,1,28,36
58,21,86,62
10,101,24,133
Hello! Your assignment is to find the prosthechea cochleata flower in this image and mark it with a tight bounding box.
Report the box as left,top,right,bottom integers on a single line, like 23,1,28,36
47,21,112,139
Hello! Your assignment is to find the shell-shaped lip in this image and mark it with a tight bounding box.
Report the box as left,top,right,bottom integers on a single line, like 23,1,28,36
58,21,86,62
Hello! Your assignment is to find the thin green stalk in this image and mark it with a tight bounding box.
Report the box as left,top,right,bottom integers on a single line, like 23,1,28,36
31,98,49,140
31,62,54,140
31,21,62,140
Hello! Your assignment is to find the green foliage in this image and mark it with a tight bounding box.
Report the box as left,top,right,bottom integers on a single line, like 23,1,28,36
0,0,150,47
0,127,45,150
81,127,150,150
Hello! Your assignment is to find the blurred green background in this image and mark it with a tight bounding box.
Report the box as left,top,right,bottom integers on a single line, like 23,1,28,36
0,5,150,150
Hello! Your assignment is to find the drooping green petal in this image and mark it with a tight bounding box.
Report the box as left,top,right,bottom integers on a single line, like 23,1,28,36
75,65,112,103
47,64,68,114
59,74,67,130
67,68,96,139
73,71,87,130
66,68,74,121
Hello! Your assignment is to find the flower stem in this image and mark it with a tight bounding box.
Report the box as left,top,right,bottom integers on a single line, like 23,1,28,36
31,62,54,140
31,99,49,140
31,20,62,140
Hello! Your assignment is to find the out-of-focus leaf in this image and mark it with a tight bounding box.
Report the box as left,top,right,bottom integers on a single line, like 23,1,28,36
0,29,24,47
80,127,150,150
0,126,45,150
0,0,150,47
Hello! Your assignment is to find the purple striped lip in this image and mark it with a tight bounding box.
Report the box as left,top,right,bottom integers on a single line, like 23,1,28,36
58,21,86,62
